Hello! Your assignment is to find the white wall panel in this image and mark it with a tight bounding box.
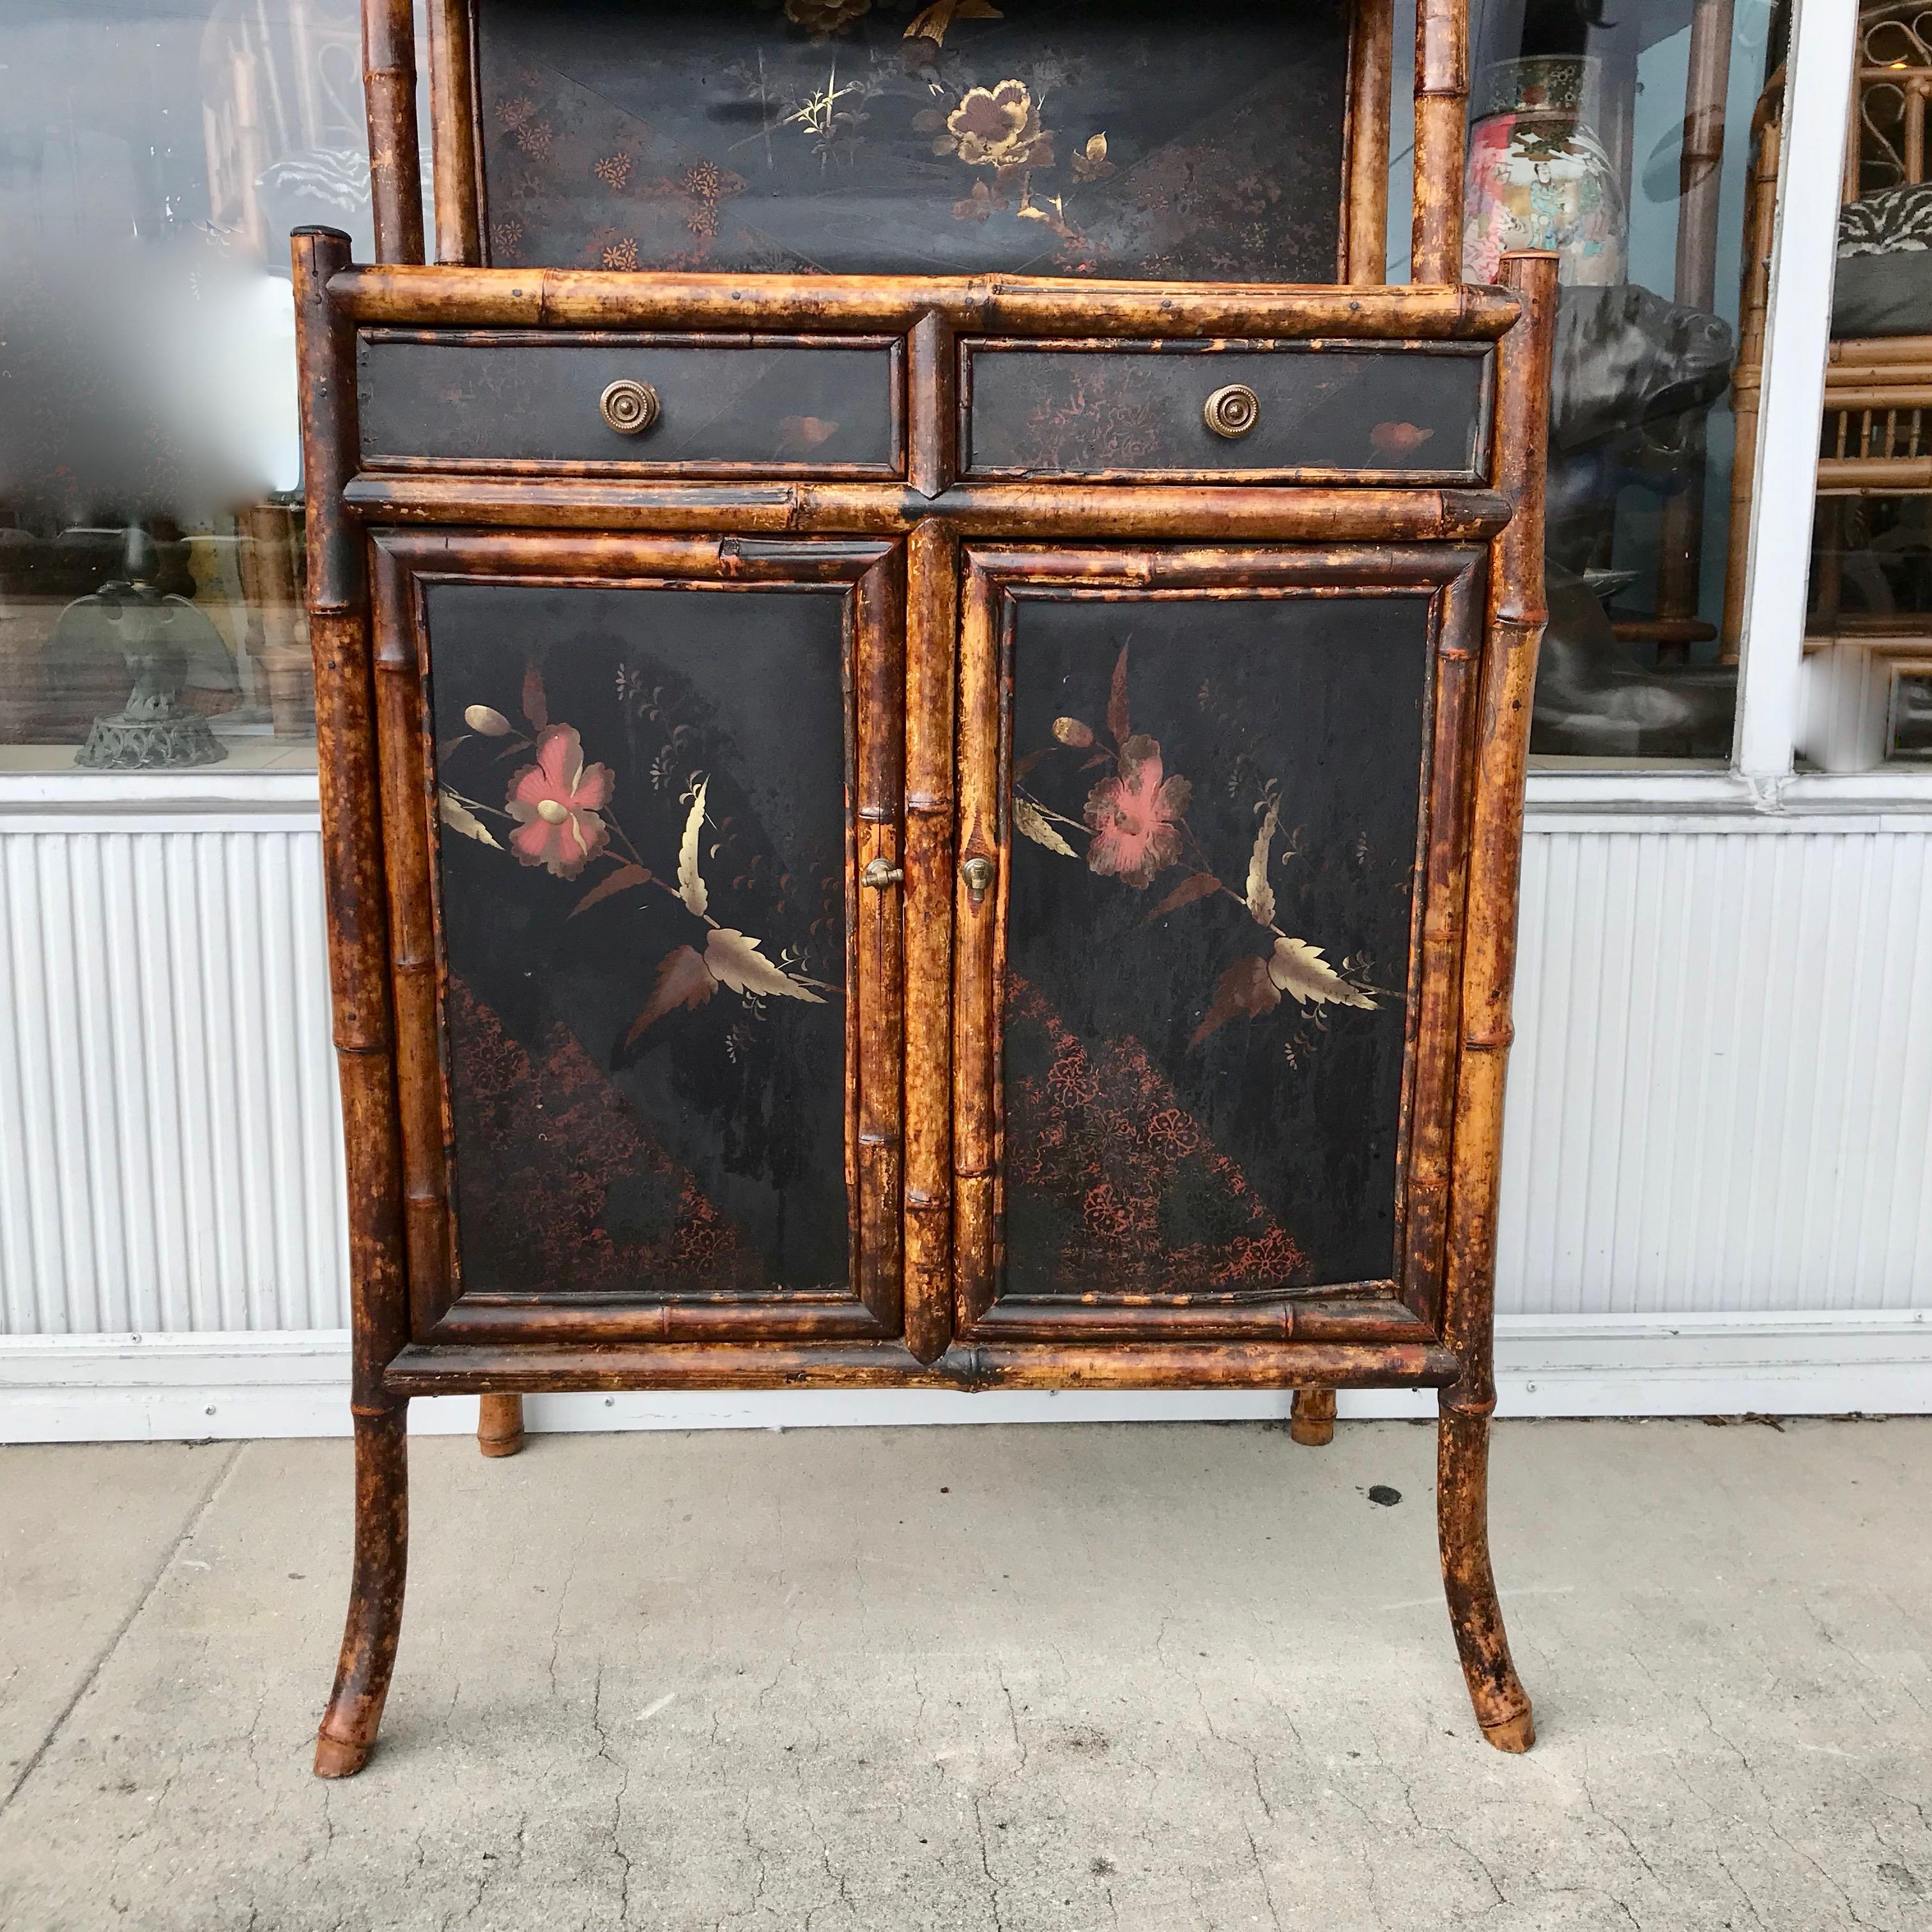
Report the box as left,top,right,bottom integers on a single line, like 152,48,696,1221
1498,829,1932,1315
0,827,347,1335
1,819,1928,1340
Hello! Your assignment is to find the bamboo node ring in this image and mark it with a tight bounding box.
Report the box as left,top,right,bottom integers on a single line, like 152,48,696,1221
599,379,660,435
1204,383,1261,439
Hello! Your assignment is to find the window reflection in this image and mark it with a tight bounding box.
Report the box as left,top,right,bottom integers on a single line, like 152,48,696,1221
0,0,390,771
1446,0,1781,764
1798,4,1932,770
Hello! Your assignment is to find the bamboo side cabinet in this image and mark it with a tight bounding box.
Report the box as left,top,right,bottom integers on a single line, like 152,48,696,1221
303,0,1556,1775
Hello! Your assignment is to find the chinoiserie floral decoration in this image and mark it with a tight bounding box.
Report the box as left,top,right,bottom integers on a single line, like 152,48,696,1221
1012,643,1382,1052
438,665,831,1062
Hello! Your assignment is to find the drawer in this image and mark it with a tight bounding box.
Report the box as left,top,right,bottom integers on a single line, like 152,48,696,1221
960,339,1492,484
356,330,905,477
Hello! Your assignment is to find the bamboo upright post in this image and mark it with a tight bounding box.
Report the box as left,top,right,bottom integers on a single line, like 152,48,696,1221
295,227,415,1779
1436,247,1556,1756
426,0,483,265
362,0,425,265
1412,0,1469,282
1346,0,1395,286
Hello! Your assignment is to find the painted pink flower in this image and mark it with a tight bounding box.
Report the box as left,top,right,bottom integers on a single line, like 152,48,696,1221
1084,733,1191,889
506,724,614,879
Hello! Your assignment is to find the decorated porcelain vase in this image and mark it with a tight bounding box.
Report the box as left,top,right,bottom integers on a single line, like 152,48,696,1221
1463,56,1626,286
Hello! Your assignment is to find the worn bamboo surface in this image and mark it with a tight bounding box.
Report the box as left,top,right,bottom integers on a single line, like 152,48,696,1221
426,0,482,266
329,268,1517,338
1433,249,1556,1757
1411,0,1469,284
342,477,1515,542
1290,1386,1338,1446
385,1339,1464,1395
361,0,424,266
1346,0,1395,286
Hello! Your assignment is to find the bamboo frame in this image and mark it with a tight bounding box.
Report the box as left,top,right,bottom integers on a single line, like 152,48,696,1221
314,0,1554,1776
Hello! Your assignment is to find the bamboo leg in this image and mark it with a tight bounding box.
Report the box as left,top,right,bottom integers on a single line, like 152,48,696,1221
1437,1399,1535,1752
314,1403,410,1777
477,1392,527,1458
1289,1386,1337,1446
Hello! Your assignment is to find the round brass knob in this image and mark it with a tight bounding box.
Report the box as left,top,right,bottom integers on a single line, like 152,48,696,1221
1203,383,1261,440
599,378,660,436
960,855,995,903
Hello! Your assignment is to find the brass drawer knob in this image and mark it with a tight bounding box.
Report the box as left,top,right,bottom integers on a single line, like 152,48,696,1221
960,854,994,905
599,378,660,435
1204,383,1261,440
861,859,905,889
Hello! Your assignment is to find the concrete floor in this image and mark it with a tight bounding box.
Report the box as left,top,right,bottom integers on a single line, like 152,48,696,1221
0,1420,1928,1932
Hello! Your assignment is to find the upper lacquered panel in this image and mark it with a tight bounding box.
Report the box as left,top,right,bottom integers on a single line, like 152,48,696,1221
475,0,1352,280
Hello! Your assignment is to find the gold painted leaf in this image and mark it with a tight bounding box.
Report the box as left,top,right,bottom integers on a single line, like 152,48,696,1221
677,780,709,917
1246,799,1279,929
1145,871,1220,924
1013,795,1076,856
705,928,826,1004
1268,936,1377,1010
438,791,500,848
571,862,652,917
622,944,718,1048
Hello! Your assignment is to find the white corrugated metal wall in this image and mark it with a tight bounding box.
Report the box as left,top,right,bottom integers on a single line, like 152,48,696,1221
2,815,1927,1345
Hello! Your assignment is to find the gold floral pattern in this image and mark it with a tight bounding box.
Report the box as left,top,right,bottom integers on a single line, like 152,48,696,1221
940,80,1054,173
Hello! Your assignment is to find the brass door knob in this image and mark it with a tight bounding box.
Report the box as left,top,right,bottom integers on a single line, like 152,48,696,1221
861,859,905,889
1204,383,1261,439
599,378,660,435
960,854,995,904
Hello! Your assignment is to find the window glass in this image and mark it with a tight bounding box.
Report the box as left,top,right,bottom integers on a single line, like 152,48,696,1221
1798,4,1932,771
0,1,393,775
1395,0,1781,767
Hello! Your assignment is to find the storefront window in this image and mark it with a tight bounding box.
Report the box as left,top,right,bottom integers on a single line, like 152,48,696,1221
1793,3,1932,771
0,1,402,776
1393,0,1782,765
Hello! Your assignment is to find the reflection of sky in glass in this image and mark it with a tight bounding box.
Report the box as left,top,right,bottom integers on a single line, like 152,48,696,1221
0,1,418,526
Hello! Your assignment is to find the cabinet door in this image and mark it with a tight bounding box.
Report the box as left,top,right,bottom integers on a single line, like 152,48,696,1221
371,533,905,1346
953,544,1488,1343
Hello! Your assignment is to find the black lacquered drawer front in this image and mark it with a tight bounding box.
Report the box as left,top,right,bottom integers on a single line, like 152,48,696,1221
356,330,905,476
960,339,1493,484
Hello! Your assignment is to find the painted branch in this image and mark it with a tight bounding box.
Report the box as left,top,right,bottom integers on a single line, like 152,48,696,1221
1347,0,1395,286
1290,1387,1337,1446
477,1393,527,1458
1438,1406,1535,1750
361,0,424,265
426,0,482,266
342,477,1516,543
854,549,906,1333
314,1405,409,1777
902,520,958,1365
328,266,1522,339
1411,0,1469,283
384,1340,1465,1396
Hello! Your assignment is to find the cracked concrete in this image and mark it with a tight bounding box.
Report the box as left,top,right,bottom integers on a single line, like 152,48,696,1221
0,1418,1928,1931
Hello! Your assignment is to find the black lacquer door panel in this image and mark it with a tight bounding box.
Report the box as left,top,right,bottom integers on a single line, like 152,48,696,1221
420,571,872,1313
954,548,1478,1330
962,342,1494,483
474,0,1350,280
359,332,903,475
